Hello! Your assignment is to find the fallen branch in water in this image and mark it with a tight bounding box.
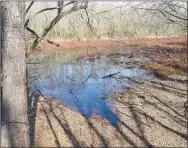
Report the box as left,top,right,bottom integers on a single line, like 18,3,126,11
69,91,80,103
69,91,87,115
82,74,91,84
66,76,76,81
36,89,46,99
102,72,120,78
121,76,144,84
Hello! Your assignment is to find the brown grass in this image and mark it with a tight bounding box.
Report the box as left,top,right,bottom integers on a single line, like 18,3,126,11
142,61,185,78
35,37,187,54
160,58,187,72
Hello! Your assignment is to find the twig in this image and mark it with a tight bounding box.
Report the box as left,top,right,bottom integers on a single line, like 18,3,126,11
69,91,80,103
102,72,120,78
36,89,46,99
25,1,34,15
121,76,144,84
82,74,91,84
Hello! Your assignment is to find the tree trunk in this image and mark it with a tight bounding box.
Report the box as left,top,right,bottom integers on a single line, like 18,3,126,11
1,1,29,147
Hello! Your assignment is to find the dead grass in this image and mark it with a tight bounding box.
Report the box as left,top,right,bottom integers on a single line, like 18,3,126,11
30,75,187,147
142,61,185,78
160,58,187,72
34,37,187,54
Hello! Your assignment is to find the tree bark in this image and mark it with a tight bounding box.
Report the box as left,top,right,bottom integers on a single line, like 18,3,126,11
1,1,29,147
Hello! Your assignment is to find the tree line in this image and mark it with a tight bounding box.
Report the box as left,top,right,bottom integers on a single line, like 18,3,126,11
1,1,187,147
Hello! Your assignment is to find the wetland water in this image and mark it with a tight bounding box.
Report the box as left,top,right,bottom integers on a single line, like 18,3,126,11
27,53,149,125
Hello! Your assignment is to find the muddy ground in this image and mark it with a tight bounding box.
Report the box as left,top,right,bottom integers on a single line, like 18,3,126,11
28,37,187,147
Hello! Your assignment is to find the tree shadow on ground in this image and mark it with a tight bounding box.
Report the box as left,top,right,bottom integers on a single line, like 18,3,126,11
27,76,187,147
153,73,188,84
116,96,187,142
116,80,187,140
48,103,81,147
28,92,39,146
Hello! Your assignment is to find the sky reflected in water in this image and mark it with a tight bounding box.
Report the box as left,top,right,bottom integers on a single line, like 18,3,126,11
28,54,147,125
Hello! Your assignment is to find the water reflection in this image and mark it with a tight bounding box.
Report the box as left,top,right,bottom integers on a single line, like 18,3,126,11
28,54,147,125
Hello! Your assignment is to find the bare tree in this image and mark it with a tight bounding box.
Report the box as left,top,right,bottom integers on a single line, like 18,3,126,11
135,1,187,27
1,1,29,147
25,1,88,48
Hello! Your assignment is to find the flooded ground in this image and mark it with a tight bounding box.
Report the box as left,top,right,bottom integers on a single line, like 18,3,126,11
26,38,187,147
27,53,150,125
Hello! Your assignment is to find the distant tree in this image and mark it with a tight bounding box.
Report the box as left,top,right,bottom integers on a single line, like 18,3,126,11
136,1,187,28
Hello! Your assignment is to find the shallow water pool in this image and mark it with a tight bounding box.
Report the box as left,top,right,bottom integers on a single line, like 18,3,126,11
28,53,148,125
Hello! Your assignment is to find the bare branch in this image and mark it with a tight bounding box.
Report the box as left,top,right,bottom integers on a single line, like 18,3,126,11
25,1,34,15
25,1,75,27
102,72,120,78
85,9,93,32
161,8,187,21
25,27,63,48
32,1,88,48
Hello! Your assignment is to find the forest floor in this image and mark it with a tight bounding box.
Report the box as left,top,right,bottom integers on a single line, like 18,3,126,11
29,37,187,147
31,75,187,147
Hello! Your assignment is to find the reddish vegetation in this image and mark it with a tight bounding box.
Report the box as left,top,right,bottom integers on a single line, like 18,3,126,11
39,37,187,51
77,53,96,58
